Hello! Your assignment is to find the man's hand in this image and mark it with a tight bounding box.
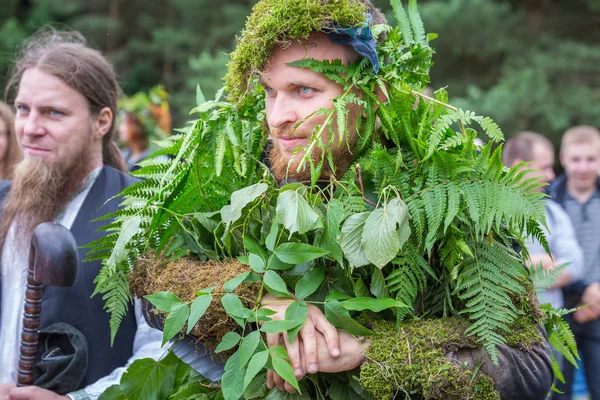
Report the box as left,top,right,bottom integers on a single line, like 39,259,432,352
575,282,600,323
1,385,69,400
312,329,368,373
528,253,555,271
267,329,369,393
0,384,16,398
261,294,340,392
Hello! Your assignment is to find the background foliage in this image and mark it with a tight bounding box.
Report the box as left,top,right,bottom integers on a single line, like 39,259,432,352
1,0,599,146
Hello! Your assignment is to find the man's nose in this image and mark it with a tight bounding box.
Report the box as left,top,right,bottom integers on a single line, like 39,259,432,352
267,95,297,129
22,112,46,137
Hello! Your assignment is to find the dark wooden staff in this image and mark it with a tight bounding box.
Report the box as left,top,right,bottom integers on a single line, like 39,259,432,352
17,222,78,386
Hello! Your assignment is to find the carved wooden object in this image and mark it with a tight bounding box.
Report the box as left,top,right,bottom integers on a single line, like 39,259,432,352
17,222,78,386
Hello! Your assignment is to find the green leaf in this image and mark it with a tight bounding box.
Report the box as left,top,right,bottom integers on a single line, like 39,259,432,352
257,307,277,322
268,345,289,360
222,351,246,400
145,291,184,313
294,267,325,300
216,332,242,353
107,215,142,269
362,205,400,268
339,297,406,312
266,221,280,251
162,303,189,345
98,385,127,400
224,272,251,293
324,299,372,336
284,301,308,343
320,199,345,264
276,189,323,236
221,293,248,326
272,354,300,393
196,286,216,296
238,330,262,367
118,357,177,400
264,270,291,297
261,319,303,333
222,183,268,227
187,294,212,334
265,387,311,400
244,371,269,399
267,254,294,271
370,268,389,299
196,84,206,106
274,243,329,264
249,253,266,273
244,235,269,262
244,351,269,391
340,212,370,269
237,256,250,265
354,278,370,298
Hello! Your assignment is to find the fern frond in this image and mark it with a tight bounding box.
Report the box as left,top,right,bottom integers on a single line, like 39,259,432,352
391,0,414,44
457,239,527,363
407,0,426,45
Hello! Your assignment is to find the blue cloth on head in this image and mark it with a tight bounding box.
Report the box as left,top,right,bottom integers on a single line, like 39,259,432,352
326,14,379,74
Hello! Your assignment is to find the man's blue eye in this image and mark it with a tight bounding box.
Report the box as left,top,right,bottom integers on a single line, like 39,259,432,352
16,105,29,113
265,87,276,95
299,86,312,94
50,110,63,117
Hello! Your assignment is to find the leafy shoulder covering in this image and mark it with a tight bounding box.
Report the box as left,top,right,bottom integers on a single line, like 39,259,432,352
89,0,560,399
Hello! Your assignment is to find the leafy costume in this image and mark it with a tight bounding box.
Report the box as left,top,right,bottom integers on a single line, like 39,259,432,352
91,0,563,399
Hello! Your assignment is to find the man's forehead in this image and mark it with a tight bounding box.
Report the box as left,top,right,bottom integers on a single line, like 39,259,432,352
563,142,600,157
16,68,82,106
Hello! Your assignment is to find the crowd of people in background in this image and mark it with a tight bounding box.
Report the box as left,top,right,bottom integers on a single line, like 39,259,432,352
504,126,600,400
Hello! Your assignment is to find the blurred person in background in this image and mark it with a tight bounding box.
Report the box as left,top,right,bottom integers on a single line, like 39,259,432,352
549,125,600,400
0,101,22,180
503,131,584,307
118,85,171,172
503,131,584,395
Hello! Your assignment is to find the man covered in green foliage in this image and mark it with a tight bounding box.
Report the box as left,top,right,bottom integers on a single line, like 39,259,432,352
223,0,553,398
92,0,559,399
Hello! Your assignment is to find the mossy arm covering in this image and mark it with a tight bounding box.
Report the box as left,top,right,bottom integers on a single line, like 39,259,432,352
359,281,546,400
359,319,500,400
225,0,367,104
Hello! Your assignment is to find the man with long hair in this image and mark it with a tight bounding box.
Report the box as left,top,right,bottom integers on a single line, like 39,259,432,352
0,31,162,400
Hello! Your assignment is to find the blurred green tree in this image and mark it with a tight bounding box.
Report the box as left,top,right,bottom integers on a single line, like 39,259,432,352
418,0,600,143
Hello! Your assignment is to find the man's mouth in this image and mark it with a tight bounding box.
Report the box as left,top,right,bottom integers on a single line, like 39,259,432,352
23,146,50,156
276,136,310,149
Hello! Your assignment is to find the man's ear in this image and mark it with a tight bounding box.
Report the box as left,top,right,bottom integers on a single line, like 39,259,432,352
93,107,113,139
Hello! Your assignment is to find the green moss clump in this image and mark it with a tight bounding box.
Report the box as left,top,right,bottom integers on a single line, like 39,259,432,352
225,0,367,104
505,278,544,351
360,319,500,400
131,253,258,353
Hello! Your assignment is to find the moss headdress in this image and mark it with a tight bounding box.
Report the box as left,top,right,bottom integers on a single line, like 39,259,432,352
225,0,369,103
